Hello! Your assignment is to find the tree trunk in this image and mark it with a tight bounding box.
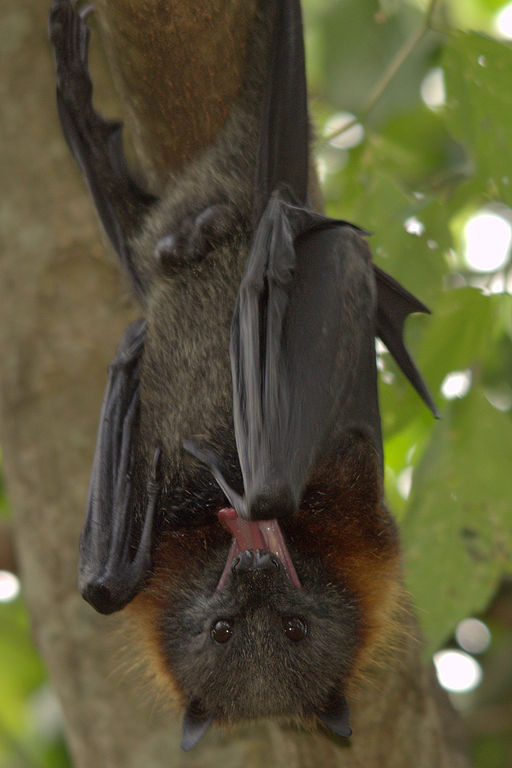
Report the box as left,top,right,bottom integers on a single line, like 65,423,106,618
0,1,469,766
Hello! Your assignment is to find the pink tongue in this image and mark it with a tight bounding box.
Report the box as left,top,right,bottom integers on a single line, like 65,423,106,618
216,507,301,591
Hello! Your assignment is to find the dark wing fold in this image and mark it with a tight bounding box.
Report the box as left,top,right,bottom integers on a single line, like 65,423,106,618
230,195,381,520
231,194,298,518
374,266,438,417
253,0,308,221
185,0,436,523
79,319,156,614
49,0,155,300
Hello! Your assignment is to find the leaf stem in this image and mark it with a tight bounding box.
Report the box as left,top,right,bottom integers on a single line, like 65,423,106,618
319,0,441,146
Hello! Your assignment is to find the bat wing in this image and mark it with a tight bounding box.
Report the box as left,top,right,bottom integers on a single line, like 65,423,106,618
231,195,381,520
79,319,157,614
374,266,439,416
49,0,155,300
231,0,435,518
185,0,435,524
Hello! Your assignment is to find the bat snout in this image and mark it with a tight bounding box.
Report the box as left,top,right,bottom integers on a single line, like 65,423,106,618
231,549,281,575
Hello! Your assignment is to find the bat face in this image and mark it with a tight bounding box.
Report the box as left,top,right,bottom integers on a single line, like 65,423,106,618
155,545,359,723
130,434,402,732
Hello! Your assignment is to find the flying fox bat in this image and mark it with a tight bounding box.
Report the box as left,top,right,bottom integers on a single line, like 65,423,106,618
49,0,436,752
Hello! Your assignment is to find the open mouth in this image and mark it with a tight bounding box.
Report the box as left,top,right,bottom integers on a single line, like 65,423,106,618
216,507,301,591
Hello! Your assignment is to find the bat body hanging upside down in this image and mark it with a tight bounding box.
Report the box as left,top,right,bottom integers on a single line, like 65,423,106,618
49,0,437,750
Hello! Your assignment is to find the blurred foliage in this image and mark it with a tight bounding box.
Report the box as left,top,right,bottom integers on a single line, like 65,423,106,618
1,0,512,765
0,463,71,766
304,0,512,648
0,596,71,768
304,0,512,764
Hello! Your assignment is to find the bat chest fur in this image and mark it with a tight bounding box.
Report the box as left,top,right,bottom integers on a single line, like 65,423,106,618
140,238,248,470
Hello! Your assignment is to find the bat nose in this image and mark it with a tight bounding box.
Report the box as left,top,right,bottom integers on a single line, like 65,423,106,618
231,549,280,574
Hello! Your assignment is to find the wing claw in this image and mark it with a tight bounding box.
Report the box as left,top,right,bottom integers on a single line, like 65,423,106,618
79,320,157,614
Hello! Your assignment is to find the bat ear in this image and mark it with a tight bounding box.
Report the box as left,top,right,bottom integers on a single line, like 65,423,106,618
315,694,352,739
180,701,214,751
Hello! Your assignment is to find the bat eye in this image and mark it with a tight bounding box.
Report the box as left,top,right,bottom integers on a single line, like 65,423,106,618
282,617,307,642
211,619,234,644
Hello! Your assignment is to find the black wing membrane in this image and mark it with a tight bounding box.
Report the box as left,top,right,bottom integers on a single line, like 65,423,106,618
374,266,439,416
253,0,309,222
231,198,381,520
49,1,161,613
49,0,155,301
79,320,157,614
186,0,436,521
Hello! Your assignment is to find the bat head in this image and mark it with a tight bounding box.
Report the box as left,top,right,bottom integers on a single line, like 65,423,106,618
148,507,359,749
132,434,399,750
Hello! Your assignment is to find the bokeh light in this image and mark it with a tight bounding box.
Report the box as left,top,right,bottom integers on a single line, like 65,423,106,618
0,570,21,602
456,618,492,655
441,370,472,400
463,209,512,273
421,67,446,110
324,112,365,150
404,216,425,236
494,2,512,39
396,466,413,500
433,649,483,693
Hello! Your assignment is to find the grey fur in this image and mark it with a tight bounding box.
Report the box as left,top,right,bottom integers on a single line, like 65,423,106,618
130,1,275,479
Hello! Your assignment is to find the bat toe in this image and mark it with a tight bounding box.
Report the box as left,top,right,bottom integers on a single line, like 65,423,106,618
154,203,240,271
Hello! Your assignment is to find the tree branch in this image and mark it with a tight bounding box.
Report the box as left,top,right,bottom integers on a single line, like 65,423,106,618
321,0,442,146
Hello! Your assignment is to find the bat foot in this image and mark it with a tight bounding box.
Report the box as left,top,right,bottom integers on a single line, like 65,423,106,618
49,0,93,108
154,203,239,270
79,4,95,21
49,0,154,296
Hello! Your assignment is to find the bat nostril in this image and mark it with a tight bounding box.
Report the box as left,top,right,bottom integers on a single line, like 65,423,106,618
231,550,255,573
255,551,279,570
231,549,281,575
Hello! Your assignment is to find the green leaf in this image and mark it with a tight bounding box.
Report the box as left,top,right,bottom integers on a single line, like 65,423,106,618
402,388,512,653
445,0,506,34
325,167,447,303
318,0,440,124
0,601,45,732
375,108,458,191
442,32,512,205
418,288,507,388
380,288,510,438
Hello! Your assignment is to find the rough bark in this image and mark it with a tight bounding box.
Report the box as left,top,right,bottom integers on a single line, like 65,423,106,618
0,1,469,766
